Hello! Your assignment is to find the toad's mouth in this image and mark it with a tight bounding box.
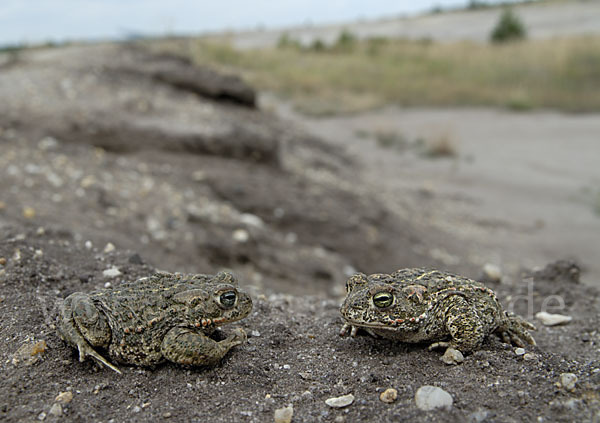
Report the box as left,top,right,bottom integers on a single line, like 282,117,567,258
344,315,425,328
194,317,228,328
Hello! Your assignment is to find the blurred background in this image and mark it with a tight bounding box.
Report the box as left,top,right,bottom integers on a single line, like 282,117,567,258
1,0,599,294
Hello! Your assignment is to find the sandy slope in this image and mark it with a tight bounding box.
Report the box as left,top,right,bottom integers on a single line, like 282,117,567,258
268,99,600,287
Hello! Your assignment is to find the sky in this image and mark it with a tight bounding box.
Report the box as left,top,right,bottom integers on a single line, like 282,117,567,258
0,0,491,45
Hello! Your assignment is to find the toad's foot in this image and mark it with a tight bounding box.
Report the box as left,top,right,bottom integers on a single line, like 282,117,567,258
497,312,537,347
339,323,358,337
76,340,121,374
339,323,380,339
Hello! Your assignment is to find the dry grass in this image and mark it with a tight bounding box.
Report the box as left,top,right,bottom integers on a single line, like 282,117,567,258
149,34,600,115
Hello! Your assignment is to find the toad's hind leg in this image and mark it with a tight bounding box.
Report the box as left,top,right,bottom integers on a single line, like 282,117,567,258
57,293,121,374
429,295,486,356
161,327,247,366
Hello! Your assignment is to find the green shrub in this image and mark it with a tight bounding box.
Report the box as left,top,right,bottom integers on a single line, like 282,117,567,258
277,33,301,49
310,39,326,52
490,9,527,43
334,29,357,52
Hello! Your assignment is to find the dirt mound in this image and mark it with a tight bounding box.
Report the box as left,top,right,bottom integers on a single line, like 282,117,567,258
0,230,598,422
0,43,437,296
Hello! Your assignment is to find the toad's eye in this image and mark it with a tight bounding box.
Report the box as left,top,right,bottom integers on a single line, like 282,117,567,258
373,291,393,308
219,291,237,308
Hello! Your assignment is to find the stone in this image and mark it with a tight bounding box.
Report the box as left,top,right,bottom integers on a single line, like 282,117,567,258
441,347,464,364
482,263,502,282
535,311,572,326
515,348,526,356
232,229,250,243
48,403,62,417
103,267,122,278
103,242,116,253
274,405,294,423
325,394,355,408
23,207,36,219
559,373,578,391
415,386,453,411
55,391,73,404
379,388,398,403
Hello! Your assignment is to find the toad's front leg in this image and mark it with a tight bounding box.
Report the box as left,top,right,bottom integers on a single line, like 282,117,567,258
161,327,247,366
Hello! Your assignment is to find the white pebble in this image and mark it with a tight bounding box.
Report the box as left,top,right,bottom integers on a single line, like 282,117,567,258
103,242,116,253
535,311,572,326
251,330,261,337
415,386,453,411
325,394,355,408
103,267,121,278
239,213,264,228
48,403,62,417
515,348,526,356
559,373,578,391
232,229,249,243
482,263,502,282
441,348,464,365
85,241,93,250
274,405,293,423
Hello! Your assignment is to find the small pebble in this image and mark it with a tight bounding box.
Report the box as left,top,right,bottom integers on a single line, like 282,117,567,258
559,373,578,391
515,348,526,356
274,405,293,423
103,242,116,253
48,403,62,417
482,263,502,282
163,412,172,418
251,330,261,337
441,348,464,365
103,267,121,278
523,353,536,361
379,388,398,403
191,170,206,182
325,394,355,408
85,241,93,250
240,213,264,228
23,207,36,219
535,311,572,326
38,411,46,421
0,257,6,266
232,229,249,243
55,391,73,404
132,406,141,413
415,386,453,411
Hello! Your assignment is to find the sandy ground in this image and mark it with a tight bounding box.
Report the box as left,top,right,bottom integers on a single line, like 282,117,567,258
268,99,600,287
0,44,599,422
224,0,600,48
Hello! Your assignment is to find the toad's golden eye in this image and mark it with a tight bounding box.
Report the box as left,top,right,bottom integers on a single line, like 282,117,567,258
219,291,237,308
373,291,393,308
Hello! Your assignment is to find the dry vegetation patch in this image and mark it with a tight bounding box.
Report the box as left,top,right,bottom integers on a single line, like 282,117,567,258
149,35,600,115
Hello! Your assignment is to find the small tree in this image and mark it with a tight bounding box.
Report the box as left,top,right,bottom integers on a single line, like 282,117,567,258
490,8,527,43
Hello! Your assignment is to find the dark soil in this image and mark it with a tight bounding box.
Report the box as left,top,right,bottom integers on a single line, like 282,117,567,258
0,44,598,422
